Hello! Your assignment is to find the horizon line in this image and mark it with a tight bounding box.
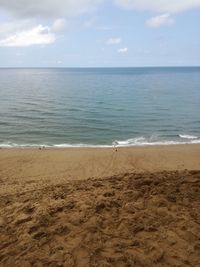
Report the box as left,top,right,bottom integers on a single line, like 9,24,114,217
0,65,200,69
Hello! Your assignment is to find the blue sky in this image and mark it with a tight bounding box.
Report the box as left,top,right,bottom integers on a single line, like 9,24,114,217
0,0,199,67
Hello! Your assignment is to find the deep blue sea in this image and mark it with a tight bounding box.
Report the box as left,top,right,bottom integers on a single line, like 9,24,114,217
0,67,200,148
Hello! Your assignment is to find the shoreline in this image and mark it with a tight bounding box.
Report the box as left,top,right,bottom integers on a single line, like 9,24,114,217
1,140,200,149
0,144,200,195
0,142,200,149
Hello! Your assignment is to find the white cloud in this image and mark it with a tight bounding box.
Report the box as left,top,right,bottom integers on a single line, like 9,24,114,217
114,0,200,14
0,20,31,35
1,0,200,48
0,25,55,47
118,47,128,53
146,13,174,28
52,19,66,32
0,18,66,47
0,0,104,18
2,0,200,18
106,37,121,45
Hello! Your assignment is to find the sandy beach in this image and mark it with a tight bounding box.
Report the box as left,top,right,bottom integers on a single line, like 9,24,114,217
0,145,200,266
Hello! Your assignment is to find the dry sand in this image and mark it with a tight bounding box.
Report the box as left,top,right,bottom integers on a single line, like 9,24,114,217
0,145,200,266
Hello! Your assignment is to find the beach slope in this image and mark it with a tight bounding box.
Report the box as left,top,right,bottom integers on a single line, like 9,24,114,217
0,145,200,266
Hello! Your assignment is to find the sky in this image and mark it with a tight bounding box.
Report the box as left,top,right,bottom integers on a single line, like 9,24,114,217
0,0,199,67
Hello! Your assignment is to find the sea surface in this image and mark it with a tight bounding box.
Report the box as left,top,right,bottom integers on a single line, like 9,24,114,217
0,67,200,148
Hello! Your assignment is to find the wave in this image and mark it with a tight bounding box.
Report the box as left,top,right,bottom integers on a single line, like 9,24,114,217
0,142,111,149
179,134,198,139
112,135,200,147
0,135,200,148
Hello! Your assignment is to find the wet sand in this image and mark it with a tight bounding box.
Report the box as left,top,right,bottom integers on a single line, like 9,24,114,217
0,145,200,266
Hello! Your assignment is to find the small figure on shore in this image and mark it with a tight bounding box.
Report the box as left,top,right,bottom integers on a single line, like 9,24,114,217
113,141,118,152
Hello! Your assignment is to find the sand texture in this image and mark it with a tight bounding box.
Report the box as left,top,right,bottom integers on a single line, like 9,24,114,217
0,145,200,266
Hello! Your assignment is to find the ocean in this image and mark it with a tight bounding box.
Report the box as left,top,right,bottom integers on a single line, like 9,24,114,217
0,67,200,148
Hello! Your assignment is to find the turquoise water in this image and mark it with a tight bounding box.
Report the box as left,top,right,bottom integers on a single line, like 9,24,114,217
0,67,200,147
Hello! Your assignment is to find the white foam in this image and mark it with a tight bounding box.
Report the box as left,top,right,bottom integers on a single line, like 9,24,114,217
53,143,110,148
179,134,198,139
112,135,200,147
1,135,200,149
0,142,51,149
0,142,110,149
113,137,146,146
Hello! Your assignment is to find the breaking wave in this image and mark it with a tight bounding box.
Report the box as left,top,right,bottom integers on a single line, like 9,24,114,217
0,134,200,148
